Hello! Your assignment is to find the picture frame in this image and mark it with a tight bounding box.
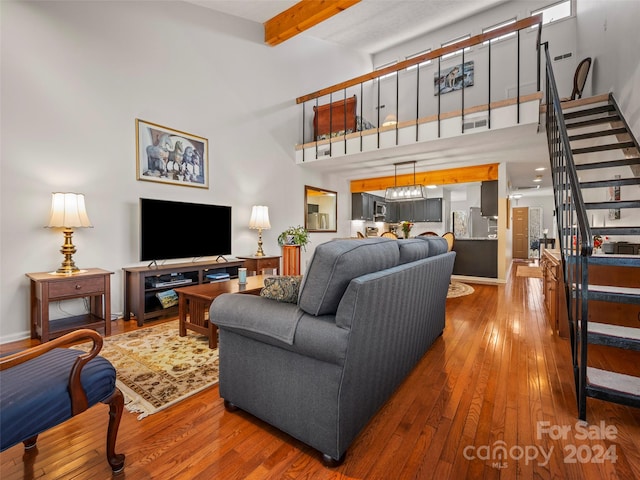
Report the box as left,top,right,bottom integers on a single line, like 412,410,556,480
136,119,209,188
434,61,474,96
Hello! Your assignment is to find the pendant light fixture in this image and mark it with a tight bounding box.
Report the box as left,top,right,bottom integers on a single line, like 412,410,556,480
384,161,425,202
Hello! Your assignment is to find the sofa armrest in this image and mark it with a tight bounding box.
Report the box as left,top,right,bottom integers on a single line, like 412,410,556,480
211,294,304,345
211,294,350,365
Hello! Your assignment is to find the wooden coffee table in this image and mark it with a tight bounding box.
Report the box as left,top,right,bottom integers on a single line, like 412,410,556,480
175,275,266,348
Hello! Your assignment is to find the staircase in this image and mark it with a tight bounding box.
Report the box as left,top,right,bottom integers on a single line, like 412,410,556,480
542,44,640,420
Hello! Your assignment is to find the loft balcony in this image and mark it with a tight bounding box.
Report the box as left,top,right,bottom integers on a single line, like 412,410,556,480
295,16,544,171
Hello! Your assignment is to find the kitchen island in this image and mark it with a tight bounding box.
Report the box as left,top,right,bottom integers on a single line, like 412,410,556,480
452,238,498,278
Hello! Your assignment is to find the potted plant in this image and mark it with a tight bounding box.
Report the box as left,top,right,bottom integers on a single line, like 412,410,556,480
277,225,310,251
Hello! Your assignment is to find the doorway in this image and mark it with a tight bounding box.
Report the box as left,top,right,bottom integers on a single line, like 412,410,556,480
512,207,529,259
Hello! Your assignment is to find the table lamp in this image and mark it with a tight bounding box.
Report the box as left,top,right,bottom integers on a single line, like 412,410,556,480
249,205,270,257
46,192,93,274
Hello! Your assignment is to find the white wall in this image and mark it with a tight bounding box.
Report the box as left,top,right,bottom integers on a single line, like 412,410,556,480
575,0,640,138
0,1,371,342
372,0,579,118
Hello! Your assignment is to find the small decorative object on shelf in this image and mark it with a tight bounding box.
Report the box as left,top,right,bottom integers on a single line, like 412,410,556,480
593,234,603,254
277,225,310,251
400,221,414,239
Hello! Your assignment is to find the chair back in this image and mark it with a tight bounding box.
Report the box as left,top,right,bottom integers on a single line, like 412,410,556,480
418,231,438,236
571,57,591,100
381,231,398,239
442,232,455,252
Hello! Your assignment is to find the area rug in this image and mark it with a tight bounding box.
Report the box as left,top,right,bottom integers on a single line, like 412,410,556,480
516,265,543,278
447,281,474,298
72,320,218,420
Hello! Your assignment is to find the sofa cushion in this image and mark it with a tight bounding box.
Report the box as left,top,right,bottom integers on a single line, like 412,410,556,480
415,236,449,256
397,238,430,264
260,276,303,303
298,238,400,316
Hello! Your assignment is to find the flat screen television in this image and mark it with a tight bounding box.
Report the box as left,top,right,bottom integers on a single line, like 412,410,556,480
140,198,231,262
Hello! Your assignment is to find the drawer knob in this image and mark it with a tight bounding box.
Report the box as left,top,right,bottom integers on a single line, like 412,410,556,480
75,284,82,290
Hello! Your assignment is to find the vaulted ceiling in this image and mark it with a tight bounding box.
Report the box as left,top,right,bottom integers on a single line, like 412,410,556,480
186,0,553,194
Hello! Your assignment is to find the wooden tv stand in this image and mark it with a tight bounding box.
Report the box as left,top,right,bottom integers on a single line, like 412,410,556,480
123,259,244,326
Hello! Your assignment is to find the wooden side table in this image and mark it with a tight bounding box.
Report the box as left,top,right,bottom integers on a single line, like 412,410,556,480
25,268,113,342
175,275,265,348
282,245,301,275
236,255,281,275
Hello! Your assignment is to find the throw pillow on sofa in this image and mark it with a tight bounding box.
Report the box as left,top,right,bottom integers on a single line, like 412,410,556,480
260,276,303,303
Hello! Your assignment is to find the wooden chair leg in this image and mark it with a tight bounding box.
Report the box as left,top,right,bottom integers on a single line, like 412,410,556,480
22,435,38,450
22,445,38,478
104,387,126,473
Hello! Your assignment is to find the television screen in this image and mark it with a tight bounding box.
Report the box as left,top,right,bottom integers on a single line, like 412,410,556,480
140,198,231,261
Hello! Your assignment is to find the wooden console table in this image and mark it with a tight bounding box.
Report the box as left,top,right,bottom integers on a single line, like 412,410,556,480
26,268,113,342
175,275,265,348
236,255,280,275
123,259,245,326
541,250,568,338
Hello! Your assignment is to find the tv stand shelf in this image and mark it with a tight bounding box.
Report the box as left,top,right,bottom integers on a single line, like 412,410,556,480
123,259,244,326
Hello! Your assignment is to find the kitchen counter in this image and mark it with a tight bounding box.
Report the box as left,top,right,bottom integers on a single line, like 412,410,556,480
453,239,498,278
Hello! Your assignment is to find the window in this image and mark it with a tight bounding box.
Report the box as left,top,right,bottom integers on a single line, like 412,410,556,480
441,35,471,60
531,0,571,26
482,18,516,45
375,61,398,81
406,50,432,71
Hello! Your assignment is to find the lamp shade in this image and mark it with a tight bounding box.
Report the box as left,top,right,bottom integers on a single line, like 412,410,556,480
47,193,93,228
249,205,270,230
382,114,398,127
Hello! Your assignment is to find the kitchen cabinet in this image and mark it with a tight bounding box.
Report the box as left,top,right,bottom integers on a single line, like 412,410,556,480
424,198,443,222
351,193,385,221
452,239,497,277
351,193,374,220
481,180,498,217
389,198,442,222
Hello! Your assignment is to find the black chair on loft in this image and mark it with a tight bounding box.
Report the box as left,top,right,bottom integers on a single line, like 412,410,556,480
561,57,592,101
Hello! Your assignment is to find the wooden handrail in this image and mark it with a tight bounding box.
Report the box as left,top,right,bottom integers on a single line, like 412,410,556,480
297,14,542,104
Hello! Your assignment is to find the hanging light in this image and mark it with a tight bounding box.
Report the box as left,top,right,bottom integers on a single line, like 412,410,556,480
384,161,425,202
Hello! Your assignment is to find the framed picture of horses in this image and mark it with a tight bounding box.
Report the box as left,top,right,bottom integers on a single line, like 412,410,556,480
136,119,209,188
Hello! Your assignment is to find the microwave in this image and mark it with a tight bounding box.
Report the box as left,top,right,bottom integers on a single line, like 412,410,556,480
374,201,386,217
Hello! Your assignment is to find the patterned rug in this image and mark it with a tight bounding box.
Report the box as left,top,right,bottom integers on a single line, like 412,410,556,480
516,265,543,278
73,320,217,420
447,281,475,298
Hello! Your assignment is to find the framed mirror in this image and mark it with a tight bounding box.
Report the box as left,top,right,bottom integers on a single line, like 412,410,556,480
304,185,337,232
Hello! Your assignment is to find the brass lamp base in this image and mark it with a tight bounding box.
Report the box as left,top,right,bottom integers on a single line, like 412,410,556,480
56,228,81,274
254,228,265,257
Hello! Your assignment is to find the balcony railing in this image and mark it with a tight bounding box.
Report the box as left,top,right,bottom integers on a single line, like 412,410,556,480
296,14,543,161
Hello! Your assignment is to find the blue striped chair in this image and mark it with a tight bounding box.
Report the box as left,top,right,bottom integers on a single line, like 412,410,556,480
0,329,125,473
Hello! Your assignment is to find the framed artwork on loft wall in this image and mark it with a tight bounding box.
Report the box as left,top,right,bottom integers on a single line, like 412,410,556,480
434,61,474,96
136,118,209,188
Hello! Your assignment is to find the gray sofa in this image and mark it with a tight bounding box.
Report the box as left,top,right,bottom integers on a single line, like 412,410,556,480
210,236,455,465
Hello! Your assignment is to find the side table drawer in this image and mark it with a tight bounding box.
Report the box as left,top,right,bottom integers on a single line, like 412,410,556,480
48,276,105,298
258,258,280,270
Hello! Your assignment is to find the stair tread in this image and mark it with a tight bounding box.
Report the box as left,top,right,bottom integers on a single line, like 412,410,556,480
588,322,640,341
590,253,640,261
587,367,640,396
588,284,640,296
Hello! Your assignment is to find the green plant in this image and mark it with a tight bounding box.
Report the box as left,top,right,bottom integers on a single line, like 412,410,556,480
277,225,310,251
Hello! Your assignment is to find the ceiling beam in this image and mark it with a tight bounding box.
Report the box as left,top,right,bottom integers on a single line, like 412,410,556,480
264,0,361,47
350,164,499,193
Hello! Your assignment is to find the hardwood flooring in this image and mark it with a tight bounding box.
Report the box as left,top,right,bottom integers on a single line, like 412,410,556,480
2,261,639,479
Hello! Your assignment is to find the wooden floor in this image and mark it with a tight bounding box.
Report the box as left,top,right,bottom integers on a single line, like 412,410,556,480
2,261,640,479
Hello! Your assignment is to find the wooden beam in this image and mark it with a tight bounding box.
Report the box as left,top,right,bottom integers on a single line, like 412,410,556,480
350,164,499,193
264,0,361,47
